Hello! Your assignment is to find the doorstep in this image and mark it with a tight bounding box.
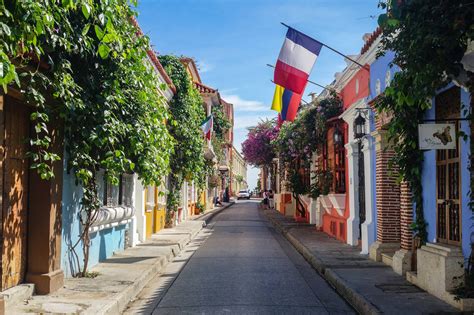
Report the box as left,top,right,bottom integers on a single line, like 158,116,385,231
9,220,205,315
381,252,394,267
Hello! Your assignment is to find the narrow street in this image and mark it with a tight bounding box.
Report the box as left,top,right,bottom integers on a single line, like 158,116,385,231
126,200,354,314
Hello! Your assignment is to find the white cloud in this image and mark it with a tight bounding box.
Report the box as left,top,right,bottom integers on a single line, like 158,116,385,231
197,61,214,73
233,113,274,131
221,94,268,112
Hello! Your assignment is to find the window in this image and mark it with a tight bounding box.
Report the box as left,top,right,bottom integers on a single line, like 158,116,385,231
318,121,346,194
104,173,134,207
333,124,346,193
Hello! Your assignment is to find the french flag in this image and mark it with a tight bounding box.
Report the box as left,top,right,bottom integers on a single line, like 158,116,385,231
274,28,323,94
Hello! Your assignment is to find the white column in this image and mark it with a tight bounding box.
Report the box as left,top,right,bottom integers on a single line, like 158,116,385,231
361,135,376,254
133,176,146,243
346,142,360,246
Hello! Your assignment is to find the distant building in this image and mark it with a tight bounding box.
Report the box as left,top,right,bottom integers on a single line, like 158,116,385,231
232,147,248,194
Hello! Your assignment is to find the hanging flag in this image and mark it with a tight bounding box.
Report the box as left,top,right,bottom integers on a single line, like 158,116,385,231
271,84,284,113
280,86,302,122
271,84,303,122
200,115,213,140
274,27,323,94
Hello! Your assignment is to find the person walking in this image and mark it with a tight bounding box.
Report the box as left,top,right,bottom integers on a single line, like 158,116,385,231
263,190,269,208
268,189,275,209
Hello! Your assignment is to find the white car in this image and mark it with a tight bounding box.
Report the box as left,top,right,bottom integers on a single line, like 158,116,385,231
237,189,250,200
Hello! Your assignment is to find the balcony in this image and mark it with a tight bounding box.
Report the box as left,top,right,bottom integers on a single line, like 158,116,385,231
204,140,216,161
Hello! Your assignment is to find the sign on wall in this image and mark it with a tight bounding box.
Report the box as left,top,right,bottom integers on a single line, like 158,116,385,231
418,123,456,150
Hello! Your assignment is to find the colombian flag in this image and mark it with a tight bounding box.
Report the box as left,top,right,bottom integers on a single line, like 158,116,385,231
271,84,302,122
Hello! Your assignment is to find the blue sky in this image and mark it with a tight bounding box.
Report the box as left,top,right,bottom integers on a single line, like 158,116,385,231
137,0,382,190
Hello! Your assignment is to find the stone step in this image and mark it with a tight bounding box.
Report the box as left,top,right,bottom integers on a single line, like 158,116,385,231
381,252,395,266
406,271,418,286
1,283,35,311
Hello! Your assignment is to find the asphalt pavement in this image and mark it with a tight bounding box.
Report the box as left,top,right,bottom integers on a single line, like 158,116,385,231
125,200,354,314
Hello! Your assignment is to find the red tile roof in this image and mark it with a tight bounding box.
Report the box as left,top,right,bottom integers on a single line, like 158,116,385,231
360,27,382,55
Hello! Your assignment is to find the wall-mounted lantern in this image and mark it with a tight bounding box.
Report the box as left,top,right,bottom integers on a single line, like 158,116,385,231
354,112,366,140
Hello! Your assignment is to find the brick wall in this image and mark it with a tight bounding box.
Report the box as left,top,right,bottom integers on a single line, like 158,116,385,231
375,143,401,243
400,181,413,250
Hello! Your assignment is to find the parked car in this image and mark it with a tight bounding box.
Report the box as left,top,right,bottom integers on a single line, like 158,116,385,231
237,189,250,200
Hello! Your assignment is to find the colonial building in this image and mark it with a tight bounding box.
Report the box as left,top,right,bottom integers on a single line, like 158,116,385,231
181,57,234,207
231,146,248,194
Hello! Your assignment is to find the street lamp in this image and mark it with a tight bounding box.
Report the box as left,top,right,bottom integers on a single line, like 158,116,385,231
353,109,368,240
354,112,366,140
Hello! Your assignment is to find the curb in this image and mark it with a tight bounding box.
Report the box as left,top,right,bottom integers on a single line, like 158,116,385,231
262,209,381,315
98,223,204,315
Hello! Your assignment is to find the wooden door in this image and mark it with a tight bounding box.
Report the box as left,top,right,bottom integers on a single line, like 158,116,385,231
2,96,30,290
436,87,461,245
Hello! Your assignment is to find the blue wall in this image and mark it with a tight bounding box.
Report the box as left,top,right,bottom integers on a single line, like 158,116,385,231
460,89,472,258
421,86,472,259
61,160,127,277
368,50,399,102
367,51,400,244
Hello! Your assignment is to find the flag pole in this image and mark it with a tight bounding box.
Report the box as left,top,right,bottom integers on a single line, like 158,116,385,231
280,22,369,71
267,64,341,96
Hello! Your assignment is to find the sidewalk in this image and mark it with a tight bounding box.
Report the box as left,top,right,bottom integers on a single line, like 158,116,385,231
9,219,208,314
262,208,458,315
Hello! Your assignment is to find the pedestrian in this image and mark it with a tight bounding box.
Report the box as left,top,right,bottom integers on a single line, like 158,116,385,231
268,189,274,209
214,195,223,207
263,189,268,207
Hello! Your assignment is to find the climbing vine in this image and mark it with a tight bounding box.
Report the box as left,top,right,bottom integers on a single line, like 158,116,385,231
158,55,206,216
1,0,174,275
376,0,474,243
211,103,231,165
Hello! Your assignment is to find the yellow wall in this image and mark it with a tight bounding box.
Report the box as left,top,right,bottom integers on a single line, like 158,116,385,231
145,186,166,238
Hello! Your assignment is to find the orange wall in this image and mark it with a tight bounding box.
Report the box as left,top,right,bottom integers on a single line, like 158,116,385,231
341,66,370,110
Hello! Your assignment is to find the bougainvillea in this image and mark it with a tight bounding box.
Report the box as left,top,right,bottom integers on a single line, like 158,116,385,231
242,119,279,167
273,94,342,197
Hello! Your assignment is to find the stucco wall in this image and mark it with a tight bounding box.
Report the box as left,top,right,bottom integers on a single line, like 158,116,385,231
61,159,127,277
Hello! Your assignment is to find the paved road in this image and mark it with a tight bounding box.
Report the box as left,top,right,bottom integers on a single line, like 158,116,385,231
125,200,354,314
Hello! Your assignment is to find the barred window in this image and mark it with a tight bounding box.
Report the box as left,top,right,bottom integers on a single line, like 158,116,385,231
104,173,134,207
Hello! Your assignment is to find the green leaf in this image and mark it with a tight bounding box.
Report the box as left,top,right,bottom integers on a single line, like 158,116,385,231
82,24,91,36
102,33,115,43
98,43,110,59
387,18,400,27
94,25,104,40
377,13,388,27
81,3,91,19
